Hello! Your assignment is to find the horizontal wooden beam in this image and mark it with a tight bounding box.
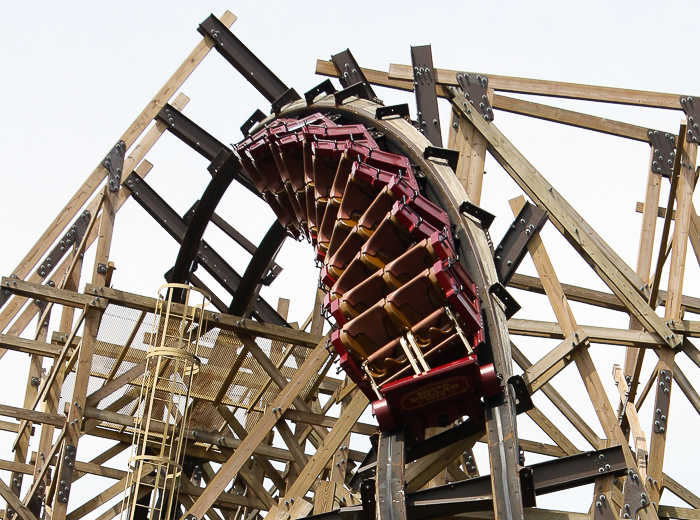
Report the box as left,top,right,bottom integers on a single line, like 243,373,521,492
388,62,685,109
493,93,654,142
82,406,366,464
2,277,103,309
0,334,62,357
86,284,323,346
281,408,376,436
510,273,700,316
509,273,625,312
508,318,662,348
0,403,65,428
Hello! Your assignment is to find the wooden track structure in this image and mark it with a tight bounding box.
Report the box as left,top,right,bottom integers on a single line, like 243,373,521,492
1,9,700,520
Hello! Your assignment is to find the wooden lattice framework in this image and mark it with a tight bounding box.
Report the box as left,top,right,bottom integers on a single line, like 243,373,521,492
1,9,700,520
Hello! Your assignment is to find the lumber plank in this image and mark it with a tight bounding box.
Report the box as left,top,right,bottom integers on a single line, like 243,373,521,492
0,404,64,428
1,278,99,309
0,335,61,357
508,318,662,347
493,93,653,142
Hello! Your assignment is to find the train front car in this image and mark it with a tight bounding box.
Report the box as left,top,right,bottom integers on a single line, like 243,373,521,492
234,112,502,444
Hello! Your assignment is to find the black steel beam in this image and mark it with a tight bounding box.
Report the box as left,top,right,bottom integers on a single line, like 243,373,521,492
123,169,286,326
155,103,258,195
331,49,378,102
157,103,226,161
198,14,297,105
411,45,442,147
184,202,283,283
228,221,287,318
405,446,627,520
494,201,548,285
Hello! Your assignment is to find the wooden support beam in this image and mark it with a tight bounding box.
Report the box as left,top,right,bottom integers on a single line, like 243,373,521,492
525,407,579,456
612,365,648,480
271,392,367,509
217,404,286,492
447,92,490,204
511,342,601,449
672,362,700,415
509,272,700,315
0,404,65,428
281,408,376,436
0,334,61,357
523,330,588,393
648,140,698,504
508,318,662,348
492,93,654,142
84,362,145,408
183,339,331,520
1,278,100,310
451,89,679,348
0,477,39,520
663,473,700,509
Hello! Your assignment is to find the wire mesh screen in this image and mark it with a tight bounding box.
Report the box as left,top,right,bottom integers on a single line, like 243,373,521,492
60,303,328,440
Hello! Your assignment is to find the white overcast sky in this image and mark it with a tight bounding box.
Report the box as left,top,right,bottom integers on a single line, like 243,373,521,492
1,0,700,516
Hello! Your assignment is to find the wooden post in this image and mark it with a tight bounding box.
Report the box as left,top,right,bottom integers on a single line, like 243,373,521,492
647,140,697,504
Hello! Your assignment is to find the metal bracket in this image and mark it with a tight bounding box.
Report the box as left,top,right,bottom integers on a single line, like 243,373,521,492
305,79,337,105
411,45,442,146
621,469,648,519
36,210,91,279
459,201,496,230
360,479,376,520
33,298,47,314
423,146,460,171
240,109,266,137
519,466,536,508
96,263,108,275
157,104,227,161
271,87,302,114
103,141,125,192
494,202,548,285
376,103,410,121
593,493,616,520
489,282,521,320
56,445,76,503
0,275,18,309
508,375,534,415
331,49,379,102
653,368,672,434
335,82,375,105
647,129,676,178
198,15,290,103
680,96,700,143
456,73,494,121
